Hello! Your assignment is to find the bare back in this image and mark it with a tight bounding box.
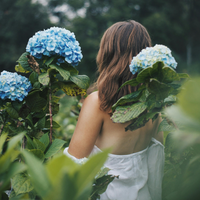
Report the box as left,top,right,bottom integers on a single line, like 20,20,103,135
95,104,163,155
68,91,163,158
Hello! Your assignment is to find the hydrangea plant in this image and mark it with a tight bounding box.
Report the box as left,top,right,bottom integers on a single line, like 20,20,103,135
111,44,189,131
0,70,32,101
26,27,83,66
129,44,177,75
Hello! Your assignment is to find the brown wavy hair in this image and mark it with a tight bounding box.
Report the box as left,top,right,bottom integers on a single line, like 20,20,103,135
96,20,151,112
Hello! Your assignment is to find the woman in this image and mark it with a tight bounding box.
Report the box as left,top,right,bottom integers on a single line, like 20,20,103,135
64,20,164,200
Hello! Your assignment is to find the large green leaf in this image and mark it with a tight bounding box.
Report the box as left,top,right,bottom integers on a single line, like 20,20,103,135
45,56,57,67
29,72,39,85
38,72,50,86
22,150,52,198
148,79,174,100
159,66,180,83
28,149,45,160
125,112,158,131
50,64,70,81
157,119,176,133
15,64,31,73
16,52,32,71
119,78,139,90
112,90,142,111
136,61,164,83
0,162,27,193
33,138,46,152
0,133,24,174
0,133,7,154
26,91,47,112
75,149,110,198
43,173,80,200
37,116,46,129
6,106,19,119
46,154,78,184
12,173,34,195
45,139,66,158
69,74,90,89
39,133,50,149
111,102,147,123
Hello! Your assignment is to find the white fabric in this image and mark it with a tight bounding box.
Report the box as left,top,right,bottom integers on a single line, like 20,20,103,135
63,138,164,200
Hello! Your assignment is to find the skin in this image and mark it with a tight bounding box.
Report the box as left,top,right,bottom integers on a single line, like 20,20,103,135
68,91,163,158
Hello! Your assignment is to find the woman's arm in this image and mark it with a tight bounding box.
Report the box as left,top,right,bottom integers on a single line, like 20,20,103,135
68,91,104,158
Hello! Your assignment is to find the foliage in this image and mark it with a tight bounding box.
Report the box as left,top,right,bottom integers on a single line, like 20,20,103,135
162,77,200,200
111,61,189,131
0,25,111,200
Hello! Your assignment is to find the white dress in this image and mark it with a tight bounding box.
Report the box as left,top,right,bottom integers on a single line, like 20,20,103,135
63,138,164,200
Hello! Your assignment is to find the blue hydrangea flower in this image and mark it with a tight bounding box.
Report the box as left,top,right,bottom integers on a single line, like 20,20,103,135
26,27,83,67
0,71,32,101
129,44,177,75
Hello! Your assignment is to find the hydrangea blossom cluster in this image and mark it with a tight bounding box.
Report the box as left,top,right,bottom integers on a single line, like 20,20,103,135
26,27,83,66
0,71,32,101
129,44,177,75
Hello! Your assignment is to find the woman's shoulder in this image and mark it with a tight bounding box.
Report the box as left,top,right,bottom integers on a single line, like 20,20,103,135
81,91,102,113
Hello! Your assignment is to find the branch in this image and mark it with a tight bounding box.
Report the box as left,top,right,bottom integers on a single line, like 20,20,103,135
49,82,53,144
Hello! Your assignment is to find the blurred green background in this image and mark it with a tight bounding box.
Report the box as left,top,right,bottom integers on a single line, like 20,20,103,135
1,0,200,82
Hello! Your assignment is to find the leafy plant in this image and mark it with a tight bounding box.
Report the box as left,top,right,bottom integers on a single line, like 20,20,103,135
162,77,200,200
111,61,189,131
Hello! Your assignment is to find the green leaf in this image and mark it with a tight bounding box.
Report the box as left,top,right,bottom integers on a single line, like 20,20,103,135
164,95,177,103
119,78,139,90
33,138,46,152
16,52,32,71
160,66,180,83
125,111,158,131
0,162,27,193
29,72,38,85
11,101,23,112
139,89,150,102
0,133,24,174
12,173,34,195
148,79,174,100
0,133,7,154
22,150,52,198
45,139,66,158
6,106,19,119
15,64,31,73
28,149,45,160
45,120,60,129
33,81,40,89
38,72,50,86
178,73,190,79
25,135,35,150
75,149,110,198
157,119,176,133
26,91,47,112
45,56,57,67
50,64,70,80
26,114,34,128
136,61,164,83
46,154,78,184
111,102,147,123
37,116,46,129
112,90,142,111
69,74,90,89
39,133,50,149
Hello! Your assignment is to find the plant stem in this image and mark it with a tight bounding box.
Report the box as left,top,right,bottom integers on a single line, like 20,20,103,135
49,82,53,144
